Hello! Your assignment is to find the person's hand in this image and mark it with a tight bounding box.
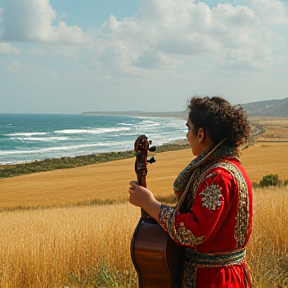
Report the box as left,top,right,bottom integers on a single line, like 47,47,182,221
128,181,161,219
129,181,157,208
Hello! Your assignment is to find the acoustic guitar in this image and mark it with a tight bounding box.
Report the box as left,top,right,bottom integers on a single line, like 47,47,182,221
130,135,184,288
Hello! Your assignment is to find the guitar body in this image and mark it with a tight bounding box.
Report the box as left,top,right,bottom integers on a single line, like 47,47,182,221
131,135,184,287
131,217,184,288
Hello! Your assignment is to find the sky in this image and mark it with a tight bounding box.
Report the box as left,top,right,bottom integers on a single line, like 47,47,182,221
0,0,288,114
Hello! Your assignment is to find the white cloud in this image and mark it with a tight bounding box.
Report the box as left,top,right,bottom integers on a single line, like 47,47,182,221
30,45,77,57
1,0,287,76
0,42,20,54
219,49,267,71
0,0,90,44
85,0,288,76
133,49,178,69
251,0,288,25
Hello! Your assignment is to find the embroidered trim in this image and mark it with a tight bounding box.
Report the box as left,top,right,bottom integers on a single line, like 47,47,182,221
185,248,246,268
159,204,205,246
199,183,223,210
178,222,205,245
159,204,174,228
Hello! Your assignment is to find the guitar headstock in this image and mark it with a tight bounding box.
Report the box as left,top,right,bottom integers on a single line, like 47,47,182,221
134,135,156,187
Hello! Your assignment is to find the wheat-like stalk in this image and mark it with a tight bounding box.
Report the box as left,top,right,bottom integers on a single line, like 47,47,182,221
0,187,287,287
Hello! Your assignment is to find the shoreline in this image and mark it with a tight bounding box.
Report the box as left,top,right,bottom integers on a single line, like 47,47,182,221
1,113,188,168
0,139,189,179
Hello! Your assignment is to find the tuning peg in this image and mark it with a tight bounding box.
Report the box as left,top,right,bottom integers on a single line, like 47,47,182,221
149,146,156,152
147,156,156,164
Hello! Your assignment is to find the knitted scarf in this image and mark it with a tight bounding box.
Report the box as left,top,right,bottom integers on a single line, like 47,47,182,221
173,142,240,213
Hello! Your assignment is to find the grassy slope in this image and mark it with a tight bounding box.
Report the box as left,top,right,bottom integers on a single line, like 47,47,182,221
1,141,288,210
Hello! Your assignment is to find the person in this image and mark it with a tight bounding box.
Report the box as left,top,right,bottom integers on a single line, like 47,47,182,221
128,96,253,288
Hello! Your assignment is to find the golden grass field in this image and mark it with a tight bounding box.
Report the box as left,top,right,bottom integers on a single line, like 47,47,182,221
1,188,287,288
252,117,288,142
1,118,288,287
1,141,288,210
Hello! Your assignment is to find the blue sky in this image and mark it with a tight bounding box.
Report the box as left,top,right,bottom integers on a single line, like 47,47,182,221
0,0,288,114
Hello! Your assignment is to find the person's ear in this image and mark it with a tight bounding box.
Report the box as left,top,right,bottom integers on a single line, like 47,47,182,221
197,127,205,142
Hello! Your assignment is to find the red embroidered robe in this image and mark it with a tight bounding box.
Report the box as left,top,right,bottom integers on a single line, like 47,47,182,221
158,158,253,288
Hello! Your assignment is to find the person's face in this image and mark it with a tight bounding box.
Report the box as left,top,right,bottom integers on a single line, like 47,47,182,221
186,117,205,156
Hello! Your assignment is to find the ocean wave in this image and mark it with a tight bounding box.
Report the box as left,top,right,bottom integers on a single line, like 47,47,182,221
118,123,134,126
0,142,127,156
7,132,48,137
139,120,161,127
54,127,130,135
0,114,186,164
11,136,69,142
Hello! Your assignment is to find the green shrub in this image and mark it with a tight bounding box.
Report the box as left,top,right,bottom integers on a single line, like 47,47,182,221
259,174,281,187
252,181,260,189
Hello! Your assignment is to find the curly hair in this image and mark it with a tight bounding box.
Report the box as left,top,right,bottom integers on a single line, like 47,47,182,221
188,96,250,147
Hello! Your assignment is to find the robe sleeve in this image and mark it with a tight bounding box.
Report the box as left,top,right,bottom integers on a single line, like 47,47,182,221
158,168,234,247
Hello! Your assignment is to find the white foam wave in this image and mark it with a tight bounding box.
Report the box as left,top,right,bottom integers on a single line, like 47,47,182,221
1,115,187,164
13,136,68,142
118,123,134,126
0,142,123,156
140,120,161,127
54,127,130,135
7,132,47,137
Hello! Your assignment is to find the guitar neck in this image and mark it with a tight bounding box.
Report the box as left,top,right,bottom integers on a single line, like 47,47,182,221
140,208,150,219
138,175,150,219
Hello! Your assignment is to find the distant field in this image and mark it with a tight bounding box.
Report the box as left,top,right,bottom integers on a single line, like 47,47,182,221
251,116,288,141
1,141,288,210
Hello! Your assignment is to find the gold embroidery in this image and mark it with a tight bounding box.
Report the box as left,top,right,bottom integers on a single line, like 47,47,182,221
159,205,205,246
199,184,223,210
159,204,174,230
234,172,249,248
178,222,205,245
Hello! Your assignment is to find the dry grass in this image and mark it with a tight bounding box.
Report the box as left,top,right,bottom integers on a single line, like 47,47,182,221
0,188,288,288
1,141,288,210
0,149,196,210
240,142,288,183
0,203,140,288
247,187,288,288
251,117,288,141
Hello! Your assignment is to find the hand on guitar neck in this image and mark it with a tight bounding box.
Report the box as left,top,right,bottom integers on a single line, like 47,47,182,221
129,180,161,221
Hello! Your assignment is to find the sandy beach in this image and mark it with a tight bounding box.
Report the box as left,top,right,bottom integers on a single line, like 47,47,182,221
1,141,288,210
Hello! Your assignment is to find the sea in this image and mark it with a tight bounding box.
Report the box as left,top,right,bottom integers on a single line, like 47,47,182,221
0,113,187,165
